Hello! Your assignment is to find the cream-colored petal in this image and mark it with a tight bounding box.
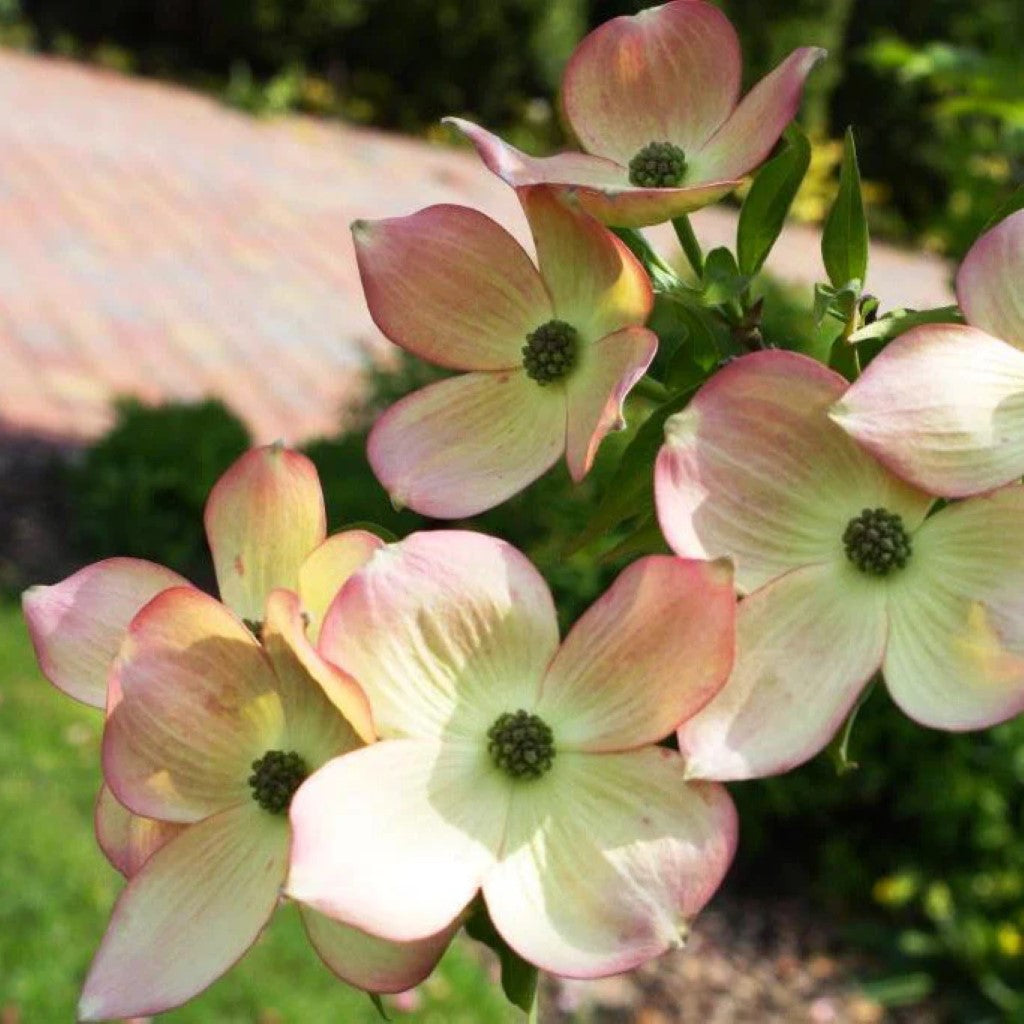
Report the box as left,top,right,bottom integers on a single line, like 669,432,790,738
564,326,658,483
262,589,370,762
561,1,742,163
483,748,736,978
655,350,932,593
205,445,326,623
94,784,184,878
537,556,735,751
78,805,288,1021
301,906,456,994
104,587,284,822
884,487,1024,729
298,530,384,643
288,740,507,943
832,325,1024,497
957,208,1024,349
679,561,888,781
518,185,652,342
22,558,187,708
318,531,558,742
367,371,566,519
353,204,551,369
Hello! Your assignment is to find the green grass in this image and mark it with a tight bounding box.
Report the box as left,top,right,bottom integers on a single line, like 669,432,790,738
0,601,516,1022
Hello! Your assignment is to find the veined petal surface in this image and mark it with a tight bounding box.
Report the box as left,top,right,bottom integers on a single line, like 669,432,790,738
690,47,826,182
367,370,565,518
298,529,384,643
262,589,370,758
518,185,651,342
483,748,736,978
537,556,735,751
957,209,1024,350
656,350,933,593
95,784,184,878
565,325,658,482
79,805,288,1021
353,205,551,370
104,587,284,822
678,561,888,781
22,558,187,708
301,907,456,994
205,445,326,624
832,325,1024,496
561,1,741,164
884,487,1024,729
319,531,558,741
288,740,507,943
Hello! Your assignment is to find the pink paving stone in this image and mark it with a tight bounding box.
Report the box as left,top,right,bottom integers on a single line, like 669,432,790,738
0,49,953,444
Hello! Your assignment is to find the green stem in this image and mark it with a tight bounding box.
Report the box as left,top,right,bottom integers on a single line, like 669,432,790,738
671,215,704,277
829,676,877,775
632,376,670,403
610,226,681,293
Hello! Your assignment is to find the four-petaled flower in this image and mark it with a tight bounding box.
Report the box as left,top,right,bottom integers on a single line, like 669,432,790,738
355,186,657,517
288,531,738,977
77,585,454,1020
655,350,1024,781
832,209,1024,497
448,0,825,227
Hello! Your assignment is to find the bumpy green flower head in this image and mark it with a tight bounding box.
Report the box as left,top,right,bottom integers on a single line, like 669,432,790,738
522,319,578,385
249,749,309,814
628,141,687,188
487,709,555,780
843,507,912,576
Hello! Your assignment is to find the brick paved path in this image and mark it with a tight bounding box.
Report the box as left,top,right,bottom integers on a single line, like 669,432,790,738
0,50,953,444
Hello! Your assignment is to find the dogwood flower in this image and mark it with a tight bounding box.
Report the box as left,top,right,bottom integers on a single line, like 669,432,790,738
23,444,381,712
288,531,738,977
655,349,1024,781
354,185,657,517
831,208,1024,496
448,0,824,227
78,586,455,1020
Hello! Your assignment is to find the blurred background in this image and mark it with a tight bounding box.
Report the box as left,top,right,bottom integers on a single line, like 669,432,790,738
0,1,1022,1021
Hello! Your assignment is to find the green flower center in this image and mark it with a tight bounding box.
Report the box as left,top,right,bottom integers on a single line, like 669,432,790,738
487,710,555,781
522,319,578,385
628,141,687,188
843,507,912,576
248,749,309,814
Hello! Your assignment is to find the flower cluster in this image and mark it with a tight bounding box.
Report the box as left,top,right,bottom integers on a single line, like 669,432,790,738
21,1,1024,1017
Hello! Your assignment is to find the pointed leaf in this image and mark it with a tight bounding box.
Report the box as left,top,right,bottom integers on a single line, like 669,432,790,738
700,247,749,306
565,388,696,555
821,128,869,291
847,305,964,345
737,124,812,276
464,903,539,1015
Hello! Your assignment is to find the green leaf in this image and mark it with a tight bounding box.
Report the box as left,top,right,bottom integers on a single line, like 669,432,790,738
664,305,721,391
700,247,749,306
821,128,869,292
859,973,934,1007
367,993,391,1021
464,904,539,1014
565,388,697,555
982,183,1024,233
847,305,963,345
599,515,670,563
737,124,812,276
